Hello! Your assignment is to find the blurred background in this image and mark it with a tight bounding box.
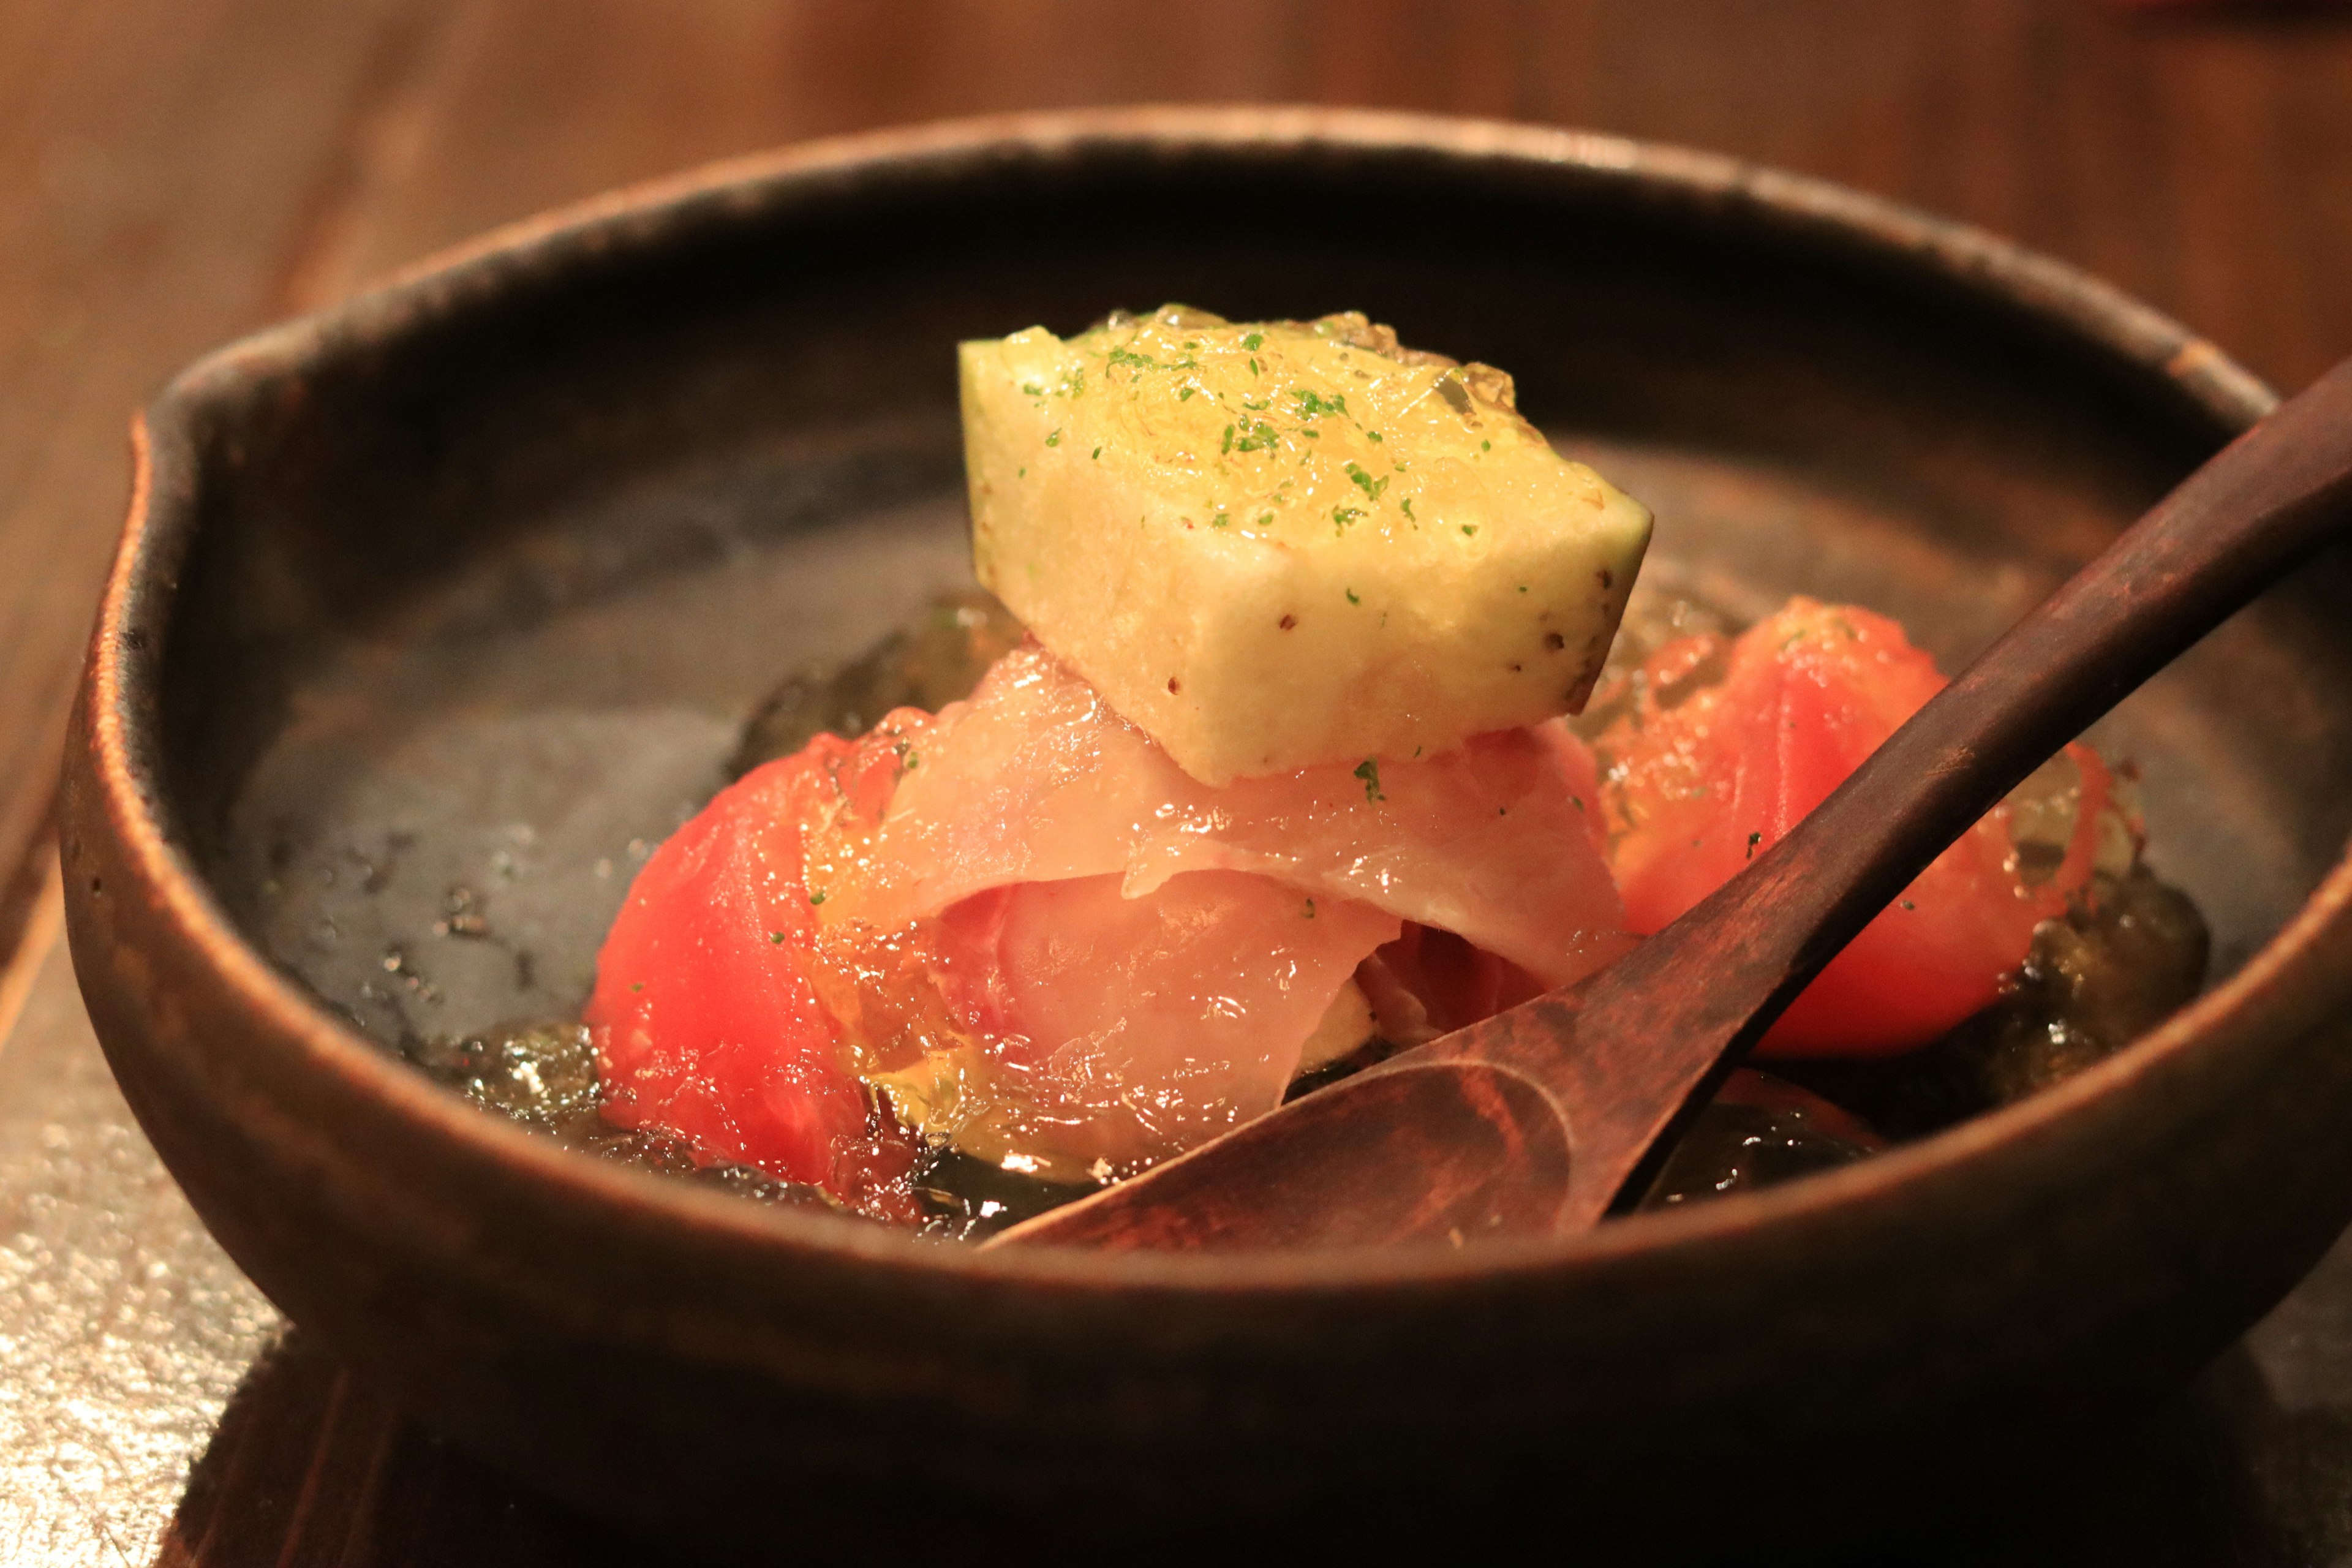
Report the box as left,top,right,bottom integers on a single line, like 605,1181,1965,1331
1,3,2349,1562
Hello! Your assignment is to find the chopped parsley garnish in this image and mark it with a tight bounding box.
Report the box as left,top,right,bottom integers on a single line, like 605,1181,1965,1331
1344,461,1389,502
1353,758,1386,802
1221,423,1235,454
1746,831,1763,860
1303,898,1317,919
1292,388,1348,419
1178,386,1196,401
809,890,827,905
1460,524,1479,537
1106,345,1158,372
768,931,787,944
1045,429,1062,447
1330,505,1363,535
1212,512,1231,529
1400,498,1417,522
1091,446,1102,459
1242,331,1265,351
1345,587,1360,605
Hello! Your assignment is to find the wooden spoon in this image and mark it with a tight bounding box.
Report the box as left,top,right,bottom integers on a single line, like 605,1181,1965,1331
987,354,2352,1254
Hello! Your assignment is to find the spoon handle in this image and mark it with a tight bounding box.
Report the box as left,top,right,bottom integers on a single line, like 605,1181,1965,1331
1544,354,2352,1220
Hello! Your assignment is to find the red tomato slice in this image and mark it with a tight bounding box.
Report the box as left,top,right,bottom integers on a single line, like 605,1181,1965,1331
586,728,921,1208
1597,598,2105,1057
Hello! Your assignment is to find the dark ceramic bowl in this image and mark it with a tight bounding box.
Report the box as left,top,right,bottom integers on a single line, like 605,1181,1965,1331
61,108,2352,1536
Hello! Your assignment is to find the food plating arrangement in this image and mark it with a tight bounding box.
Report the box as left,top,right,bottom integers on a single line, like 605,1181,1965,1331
400,305,2209,1240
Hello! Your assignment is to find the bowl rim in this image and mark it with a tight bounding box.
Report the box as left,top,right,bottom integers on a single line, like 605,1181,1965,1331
85,102,2339,1298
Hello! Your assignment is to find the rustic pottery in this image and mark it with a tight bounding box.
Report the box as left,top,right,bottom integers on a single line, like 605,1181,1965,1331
60,108,2352,1541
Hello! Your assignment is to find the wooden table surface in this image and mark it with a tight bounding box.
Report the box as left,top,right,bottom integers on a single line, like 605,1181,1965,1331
4,3,2351,1561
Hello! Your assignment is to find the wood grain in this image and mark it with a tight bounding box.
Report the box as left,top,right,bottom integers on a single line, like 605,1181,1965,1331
4,2,2351,1558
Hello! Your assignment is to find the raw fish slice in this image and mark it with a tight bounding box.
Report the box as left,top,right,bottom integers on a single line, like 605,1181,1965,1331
862,872,1400,1178
816,642,1629,987
1356,924,1550,1049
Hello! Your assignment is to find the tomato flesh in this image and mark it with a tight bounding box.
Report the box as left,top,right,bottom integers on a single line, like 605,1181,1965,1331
586,733,916,1203
1597,598,2103,1057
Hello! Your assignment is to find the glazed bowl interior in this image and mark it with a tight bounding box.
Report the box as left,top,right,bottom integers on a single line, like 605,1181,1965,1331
165,127,2336,1093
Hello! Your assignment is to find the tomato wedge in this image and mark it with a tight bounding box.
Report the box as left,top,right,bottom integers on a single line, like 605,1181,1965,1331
586,730,919,1208
1596,598,2106,1057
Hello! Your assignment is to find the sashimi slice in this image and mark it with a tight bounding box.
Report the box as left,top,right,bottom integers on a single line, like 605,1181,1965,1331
592,640,1629,1191
1356,924,1550,1050
814,641,1630,987
856,872,1400,1179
